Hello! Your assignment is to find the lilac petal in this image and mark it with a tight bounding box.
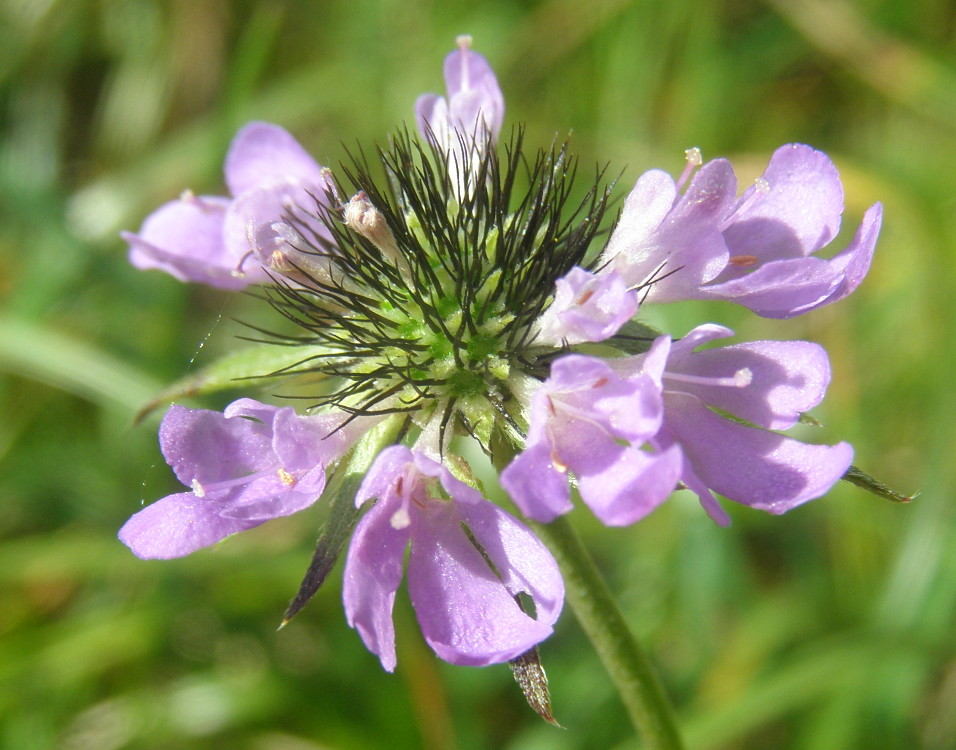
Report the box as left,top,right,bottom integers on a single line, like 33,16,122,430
669,332,832,430
159,404,273,488
547,354,663,441
453,490,564,628
665,392,853,514
222,398,282,423
723,144,844,262
407,501,554,667
536,267,638,345
815,202,882,307
224,122,326,197
499,442,572,523
355,445,416,508
415,93,449,144
118,490,261,559
124,195,261,289
609,161,735,302
701,256,843,318
342,495,410,672
270,408,347,473
602,169,677,261
223,179,332,271
443,39,505,138
576,444,682,526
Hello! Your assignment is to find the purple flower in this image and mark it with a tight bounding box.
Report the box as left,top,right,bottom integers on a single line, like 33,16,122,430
416,35,504,150
602,144,881,318
124,122,330,289
648,324,853,525
343,446,564,671
500,342,682,526
415,36,504,194
119,399,367,559
533,266,639,346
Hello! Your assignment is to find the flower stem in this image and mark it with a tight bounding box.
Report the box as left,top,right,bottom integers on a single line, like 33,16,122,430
529,516,685,750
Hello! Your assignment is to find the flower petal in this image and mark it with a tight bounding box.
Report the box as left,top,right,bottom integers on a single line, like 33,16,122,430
723,143,844,262
222,178,332,271
159,404,273,488
701,255,843,318
443,40,505,139
535,267,638,345
608,160,735,302
225,122,326,197
814,202,882,308
407,500,555,667
668,331,832,430
453,489,564,629
124,195,265,289
576,444,682,526
664,392,853,514
118,491,260,559
342,494,410,672
500,441,573,523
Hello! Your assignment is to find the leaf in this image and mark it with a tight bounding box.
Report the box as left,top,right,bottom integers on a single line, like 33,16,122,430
842,464,917,504
279,415,406,626
510,645,560,726
279,471,364,627
134,343,330,424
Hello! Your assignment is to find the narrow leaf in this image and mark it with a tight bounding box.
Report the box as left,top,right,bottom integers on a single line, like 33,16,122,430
280,471,364,627
842,464,916,504
134,343,329,424
510,645,560,726
280,415,405,626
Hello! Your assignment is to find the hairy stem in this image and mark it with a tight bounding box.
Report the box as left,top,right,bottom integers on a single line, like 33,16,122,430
530,516,685,750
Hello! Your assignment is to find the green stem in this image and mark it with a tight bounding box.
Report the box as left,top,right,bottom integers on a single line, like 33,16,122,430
530,516,685,750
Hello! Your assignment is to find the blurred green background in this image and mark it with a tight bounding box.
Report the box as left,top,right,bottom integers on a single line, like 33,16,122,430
1,0,953,748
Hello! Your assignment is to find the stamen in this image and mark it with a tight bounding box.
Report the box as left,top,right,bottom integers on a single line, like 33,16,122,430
728,254,759,267
390,506,411,530
277,467,297,486
550,447,568,474
665,367,753,389
675,147,702,191
232,249,255,278
191,478,206,498
720,176,773,231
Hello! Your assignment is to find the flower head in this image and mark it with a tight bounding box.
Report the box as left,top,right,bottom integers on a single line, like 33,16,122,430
120,37,884,684
343,446,563,671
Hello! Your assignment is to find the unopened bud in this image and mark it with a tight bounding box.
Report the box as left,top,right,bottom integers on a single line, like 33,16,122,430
344,192,401,258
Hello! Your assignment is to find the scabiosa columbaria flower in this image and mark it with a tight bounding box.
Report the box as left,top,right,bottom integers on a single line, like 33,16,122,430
601,144,882,318
124,122,329,289
119,399,370,559
344,446,563,671
121,36,887,682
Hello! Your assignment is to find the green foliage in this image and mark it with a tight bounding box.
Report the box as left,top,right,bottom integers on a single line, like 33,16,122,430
1,0,953,748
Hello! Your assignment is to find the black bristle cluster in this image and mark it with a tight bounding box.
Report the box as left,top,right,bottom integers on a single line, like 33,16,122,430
259,127,614,420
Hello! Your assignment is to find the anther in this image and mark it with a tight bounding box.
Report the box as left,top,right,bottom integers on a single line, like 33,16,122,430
277,468,297,486
191,478,206,498
676,147,703,191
